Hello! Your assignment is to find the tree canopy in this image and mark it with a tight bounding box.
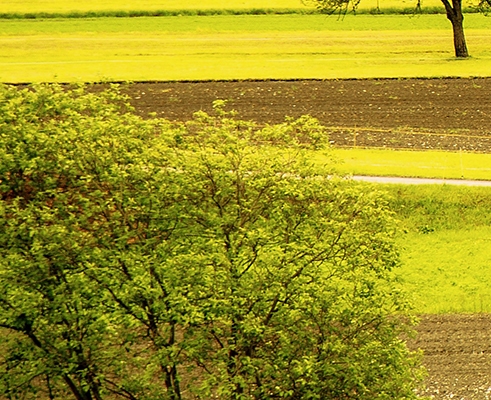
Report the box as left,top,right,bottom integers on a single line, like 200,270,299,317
0,83,424,399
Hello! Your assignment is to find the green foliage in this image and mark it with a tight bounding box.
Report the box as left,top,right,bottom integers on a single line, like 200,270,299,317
0,83,160,400
476,0,491,13
0,9,317,20
0,84,423,399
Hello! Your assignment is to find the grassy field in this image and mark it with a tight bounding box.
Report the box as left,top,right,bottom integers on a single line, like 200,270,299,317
330,143,491,314
398,226,491,313
2,0,307,13
285,145,491,313
331,148,491,180
1,14,490,83
332,149,491,313
0,0,471,14
373,184,491,313
309,147,491,313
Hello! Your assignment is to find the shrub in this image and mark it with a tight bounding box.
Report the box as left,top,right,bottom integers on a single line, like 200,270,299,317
0,84,424,399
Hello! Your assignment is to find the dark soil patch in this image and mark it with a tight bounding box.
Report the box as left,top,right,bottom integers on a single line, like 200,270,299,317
410,314,491,400
124,78,491,152
123,78,491,399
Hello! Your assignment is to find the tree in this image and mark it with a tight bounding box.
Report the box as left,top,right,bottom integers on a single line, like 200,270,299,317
306,0,470,58
438,0,468,57
175,107,426,399
0,84,425,399
0,83,163,399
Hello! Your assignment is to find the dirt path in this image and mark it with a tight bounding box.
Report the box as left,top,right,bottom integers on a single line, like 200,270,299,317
123,78,491,399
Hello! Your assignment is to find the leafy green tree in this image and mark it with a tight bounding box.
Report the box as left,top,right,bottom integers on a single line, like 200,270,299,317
159,106,424,399
305,0,470,57
0,84,424,399
0,83,161,399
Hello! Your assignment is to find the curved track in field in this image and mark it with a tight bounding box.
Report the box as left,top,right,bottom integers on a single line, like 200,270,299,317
124,78,491,399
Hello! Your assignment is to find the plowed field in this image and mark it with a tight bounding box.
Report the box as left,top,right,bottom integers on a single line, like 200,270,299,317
125,78,491,152
124,78,491,399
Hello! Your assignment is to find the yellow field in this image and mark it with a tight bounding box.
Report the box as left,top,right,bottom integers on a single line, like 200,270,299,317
1,14,490,83
2,0,308,12
1,0,471,13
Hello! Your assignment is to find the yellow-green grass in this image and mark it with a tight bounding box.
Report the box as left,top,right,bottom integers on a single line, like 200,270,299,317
376,184,491,313
331,148,491,180
1,14,491,83
397,227,491,313
0,0,470,14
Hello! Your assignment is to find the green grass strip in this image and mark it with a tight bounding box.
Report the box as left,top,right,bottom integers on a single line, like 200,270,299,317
331,148,491,181
0,0,477,16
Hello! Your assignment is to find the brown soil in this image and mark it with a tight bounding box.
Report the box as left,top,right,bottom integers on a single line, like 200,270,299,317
124,78,491,399
124,78,491,152
411,314,491,399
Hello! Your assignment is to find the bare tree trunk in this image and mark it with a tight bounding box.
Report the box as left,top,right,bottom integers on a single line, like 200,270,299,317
450,17,469,58
441,0,469,58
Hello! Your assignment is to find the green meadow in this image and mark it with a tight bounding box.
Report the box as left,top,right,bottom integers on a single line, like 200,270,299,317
325,149,491,313
321,146,491,313
2,0,307,13
308,146,491,313
379,184,491,314
398,227,491,313
1,14,491,83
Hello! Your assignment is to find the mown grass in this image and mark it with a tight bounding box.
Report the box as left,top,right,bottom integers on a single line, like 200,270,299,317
5,13,488,35
1,0,307,13
331,148,491,180
1,14,491,83
373,184,491,313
